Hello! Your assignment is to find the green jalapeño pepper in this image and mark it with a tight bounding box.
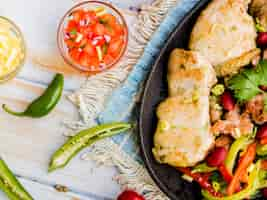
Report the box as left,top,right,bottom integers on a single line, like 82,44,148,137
202,161,261,200
225,136,252,174
49,122,131,172
0,158,33,200
2,73,64,118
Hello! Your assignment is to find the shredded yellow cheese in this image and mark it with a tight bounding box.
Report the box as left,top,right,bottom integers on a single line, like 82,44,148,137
0,18,24,77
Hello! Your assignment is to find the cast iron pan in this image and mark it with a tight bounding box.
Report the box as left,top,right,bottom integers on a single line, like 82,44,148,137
139,0,211,199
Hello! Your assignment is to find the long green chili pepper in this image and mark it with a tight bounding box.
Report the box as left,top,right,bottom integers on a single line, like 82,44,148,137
0,158,33,200
2,73,64,118
49,122,131,172
202,161,261,200
225,136,252,174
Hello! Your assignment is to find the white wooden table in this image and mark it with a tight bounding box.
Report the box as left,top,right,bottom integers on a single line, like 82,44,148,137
0,0,153,199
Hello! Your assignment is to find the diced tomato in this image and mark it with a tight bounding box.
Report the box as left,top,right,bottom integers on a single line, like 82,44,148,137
92,36,106,46
79,26,94,39
79,52,91,67
103,54,114,65
71,9,85,23
65,39,76,49
108,37,124,57
83,43,96,57
104,26,116,37
90,57,100,68
100,14,117,26
78,38,88,48
94,23,106,36
65,20,78,33
114,24,125,36
69,48,81,62
83,11,97,25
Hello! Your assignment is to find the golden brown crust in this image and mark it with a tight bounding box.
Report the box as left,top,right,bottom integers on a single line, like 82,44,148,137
153,49,216,167
189,0,257,69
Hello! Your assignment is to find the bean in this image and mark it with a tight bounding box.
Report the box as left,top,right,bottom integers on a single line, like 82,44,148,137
221,91,235,111
257,32,267,47
206,147,227,167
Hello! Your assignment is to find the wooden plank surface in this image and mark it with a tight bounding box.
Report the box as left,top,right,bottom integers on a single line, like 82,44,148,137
0,0,153,199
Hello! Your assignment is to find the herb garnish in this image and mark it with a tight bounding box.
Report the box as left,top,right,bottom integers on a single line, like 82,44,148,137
228,60,267,103
69,29,77,36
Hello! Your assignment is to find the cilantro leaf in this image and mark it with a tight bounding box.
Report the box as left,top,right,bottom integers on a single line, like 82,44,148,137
228,60,267,102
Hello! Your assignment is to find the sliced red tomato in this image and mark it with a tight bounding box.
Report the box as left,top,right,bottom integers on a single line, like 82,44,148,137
69,48,81,62
108,37,124,57
83,43,96,57
94,23,106,36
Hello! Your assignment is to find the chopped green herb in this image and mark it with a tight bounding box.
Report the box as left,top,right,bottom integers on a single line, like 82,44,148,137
228,60,267,102
70,29,77,36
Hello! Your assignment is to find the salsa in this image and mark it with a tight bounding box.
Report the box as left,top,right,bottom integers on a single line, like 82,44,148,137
64,7,127,72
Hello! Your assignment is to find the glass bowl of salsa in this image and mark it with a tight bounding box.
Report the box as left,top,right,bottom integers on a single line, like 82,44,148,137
57,1,128,74
0,16,26,83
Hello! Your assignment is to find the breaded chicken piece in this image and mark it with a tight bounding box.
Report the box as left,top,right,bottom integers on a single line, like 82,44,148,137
153,49,216,167
168,49,217,97
189,0,257,72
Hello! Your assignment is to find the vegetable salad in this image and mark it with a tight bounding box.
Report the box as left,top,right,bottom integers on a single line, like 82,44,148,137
177,23,267,200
